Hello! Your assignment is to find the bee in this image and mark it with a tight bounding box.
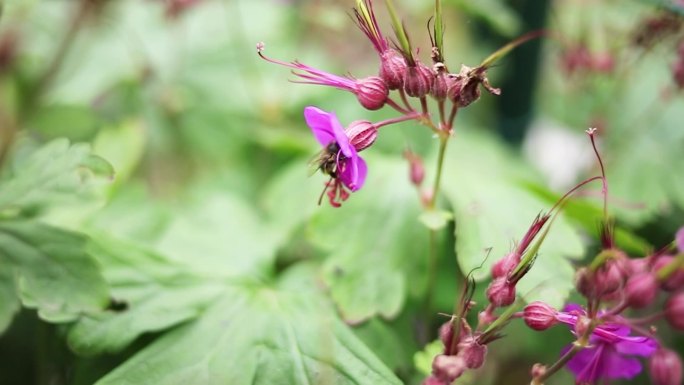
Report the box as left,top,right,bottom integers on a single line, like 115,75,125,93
307,142,340,178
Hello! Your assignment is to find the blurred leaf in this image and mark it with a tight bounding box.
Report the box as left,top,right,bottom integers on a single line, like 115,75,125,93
353,315,419,374
0,221,109,322
447,0,521,37
156,193,279,278
419,209,454,231
68,235,225,355
27,104,101,141
92,264,401,385
441,130,585,308
308,154,428,323
0,259,20,334
0,138,113,215
413,339,442,376
92,120,146,185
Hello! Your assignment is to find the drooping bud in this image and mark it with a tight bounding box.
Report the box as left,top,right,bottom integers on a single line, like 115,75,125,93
404,149,425,186
491,252,520,279
379,49,406,90
430,63,449,101
457,336,487,369
523,301,558,331
355,76,389,110
345,120,377,152
486,277,516,307
624,272,658,308
655,255,684,291
665,291,684,330
404,61,434,98
649,348,683,385
432,354,466,383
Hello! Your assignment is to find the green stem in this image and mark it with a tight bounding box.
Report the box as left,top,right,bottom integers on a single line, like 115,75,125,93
429,137,449,209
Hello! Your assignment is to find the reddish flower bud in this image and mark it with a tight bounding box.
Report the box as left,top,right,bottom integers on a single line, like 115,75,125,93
655,255,684,291
404,150,425,186
355,76,388,110
432,354,466,383
677,227,684,252
486,277,516,307
523,301,558,331
649,348,683,385
457,336,487,369
575,267,594,298
422,375,447,385
430,65,449,101
379,49,406,90
625,272,659,308
665,291,684,330
439,321,454,351
594,260,624,298
345,120,377,152
491,252,520,279
404,61,434,98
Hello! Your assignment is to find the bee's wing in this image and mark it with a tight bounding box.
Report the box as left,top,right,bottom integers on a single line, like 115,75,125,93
307,150,325,176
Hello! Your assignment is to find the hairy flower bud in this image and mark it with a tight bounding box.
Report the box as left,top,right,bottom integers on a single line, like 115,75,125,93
457,336,487,369
491,252,520,279
649,348,683,385
531,363,547,379
439,321,454,351
486,277,516,307
665,291,684,330
432,354,466,383
422,375,447,385
655,255,684,291
345,120,377,152
594,260,624,298
431,65,449,101
625,272,658,308
575,267,594,298
379,49,406,90
356,76,389,110
523,301,558,331
404,61,434,98
404,150,425,186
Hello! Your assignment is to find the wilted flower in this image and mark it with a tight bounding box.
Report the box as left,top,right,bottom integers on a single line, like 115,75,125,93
556,304,658,383
304,106,368,207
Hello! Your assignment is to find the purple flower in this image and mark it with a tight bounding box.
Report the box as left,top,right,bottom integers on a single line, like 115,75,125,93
304,106,367,207
556,304,658,384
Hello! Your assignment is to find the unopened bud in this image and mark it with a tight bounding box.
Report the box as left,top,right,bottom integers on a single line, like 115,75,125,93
575,267,594,298
625,272,658,308
486,277,516,307
594,260,624,298
655,255,684,291
430,65,449,101
491,252,520,279
676,227,684,252
379,50,406,90
404,150,425,186
649,348,683,385
665,291,684,330
404,61,434,98
439,321,454,352
432,354,466,383
355,76,388,110
457,336,487,369
345,120,377,152
523,301,558,331
421,375,446,385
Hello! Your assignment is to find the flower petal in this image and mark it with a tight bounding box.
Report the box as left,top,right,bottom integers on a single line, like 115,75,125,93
330,113,354,158
304,106,336,147
614,335,658,356
598,346,644,380
338,155,367,192
565,343,604,383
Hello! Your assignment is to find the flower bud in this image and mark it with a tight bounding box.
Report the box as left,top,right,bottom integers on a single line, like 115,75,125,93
575,267,594,298
439,321,454,351
404,150,425,186
676,227,684,252
665,291,684,330
355,76,389,110
457,336,487,369
422,375,447,385
432,354,466,383
625,272,658,308
430,66,449,101
486,277,516,307
345,120,377,152
654,255,684,291
523,301,558,331
594,260,624,297
404,61,434,98
649,348,683,385
379,49,406,90
491,252,520,279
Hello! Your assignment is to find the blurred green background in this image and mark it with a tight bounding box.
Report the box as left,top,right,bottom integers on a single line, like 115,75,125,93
0,0,683,384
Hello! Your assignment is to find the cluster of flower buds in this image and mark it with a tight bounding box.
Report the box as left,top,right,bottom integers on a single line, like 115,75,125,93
559,44,615,76
258,0,528,206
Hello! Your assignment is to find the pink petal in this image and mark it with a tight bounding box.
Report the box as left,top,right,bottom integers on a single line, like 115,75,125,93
614,336,658,356
330,113,353,158
677,227,684,252
304,106,336,147
339,156,367,192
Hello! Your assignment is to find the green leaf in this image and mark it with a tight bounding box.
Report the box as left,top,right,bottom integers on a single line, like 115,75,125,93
0,221,109,322
308,155,428,323
413,339,442,376
0,138,113,215
68,235,225,355
91,264,401,385
419,209,454,231
441,130,584,308
92,121,146,185
0,258,20,334
155,194,279,278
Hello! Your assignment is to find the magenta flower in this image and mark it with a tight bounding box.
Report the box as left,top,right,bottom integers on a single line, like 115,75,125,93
304,106,367,207
556,304,658,384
